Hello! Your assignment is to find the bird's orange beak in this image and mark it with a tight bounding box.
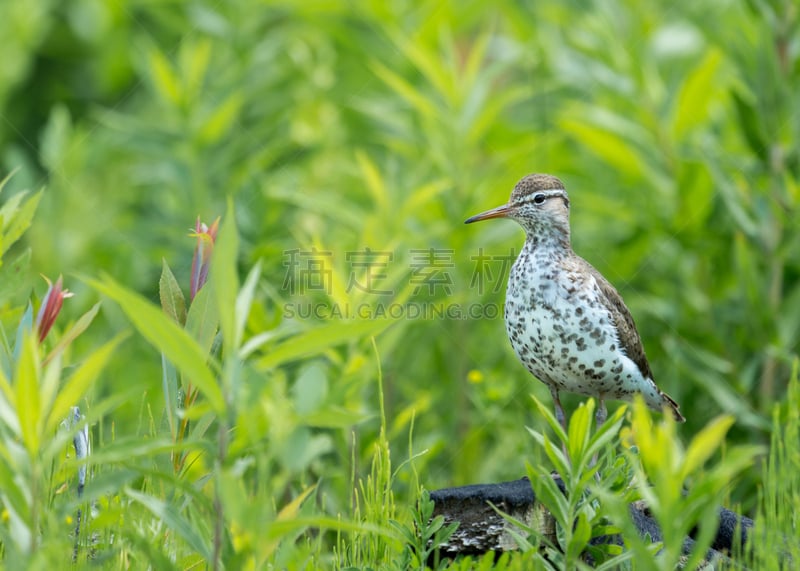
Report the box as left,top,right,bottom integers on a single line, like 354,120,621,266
465,204,512,224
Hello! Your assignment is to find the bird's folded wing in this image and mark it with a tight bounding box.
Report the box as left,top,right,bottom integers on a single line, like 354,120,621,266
584,262,655,381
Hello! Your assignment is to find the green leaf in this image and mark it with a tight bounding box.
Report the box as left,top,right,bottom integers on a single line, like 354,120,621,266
302,406,370,429
541,433,571,484
526,463,569,530
256,319,396,370
356,151,388,212
235,261,261,352
1,190,42,258
594,549,638,571
0,169,16,195
159,259,187,325
161,353,179,439
126,530,181,570
707,160,759,237
567,399,593,462
47,333,127,433
672,48,725,139
530,394,568,445
391,31,454,103
567,511,592,562
212,199,239,356
14,333,41,454
0,188,27,228
258,484,319,556
292,362,327,415
43,302,102,366
0,365,19,434
148,47,182,106
559,115,646,179
188,410,216,441
681,415,734,478
180,38,212,99
526,428,568,480
584,406,627,463
39,351,61,425
198,93,244,144
12,303,33,365
186,281,219,356
370,61,437,119
126,487,211,560
40,105,72,171
72,469,139,506
86,275,225,414
86,436,190,464
731,90,767,161
0,248,31,300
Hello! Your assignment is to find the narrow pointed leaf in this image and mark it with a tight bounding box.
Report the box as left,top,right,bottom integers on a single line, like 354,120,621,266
526,465,569,528
567,511,592,561
530,394,568,444
12,303,34,366
126,487,211,560
235,261,261,349
567,399,593,462
681,415,734,478
14,334,41,454
161,353,179,439
256,319,396,369
47,333,127,433
0,248,32,300
43,302,101,366
159,259,186,325
86,275,224,413
527,426,571,478
212,199,239,355
0,366,19,434
2,190,42,257
39,351,62,424
185,281,219,355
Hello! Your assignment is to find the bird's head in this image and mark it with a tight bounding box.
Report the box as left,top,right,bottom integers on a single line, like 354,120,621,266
465,174,571,241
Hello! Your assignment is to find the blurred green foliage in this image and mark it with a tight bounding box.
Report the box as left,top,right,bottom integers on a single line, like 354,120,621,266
0,0,798,566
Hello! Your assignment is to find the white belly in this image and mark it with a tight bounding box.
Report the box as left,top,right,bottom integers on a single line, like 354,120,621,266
504,267,662,406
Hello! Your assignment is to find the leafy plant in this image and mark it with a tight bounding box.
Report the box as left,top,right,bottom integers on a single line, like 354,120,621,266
598,400,760,570
517,398,635,570
510,396,760,570
382,487,463,571
0,178,111,566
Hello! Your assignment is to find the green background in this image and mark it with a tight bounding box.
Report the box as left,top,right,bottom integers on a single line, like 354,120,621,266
0,0,798,540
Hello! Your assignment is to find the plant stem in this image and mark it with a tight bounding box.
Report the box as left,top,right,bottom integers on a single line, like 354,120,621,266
212,420,229,571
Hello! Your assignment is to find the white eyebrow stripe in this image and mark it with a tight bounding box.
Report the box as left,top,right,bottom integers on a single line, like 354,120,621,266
516,189,568,205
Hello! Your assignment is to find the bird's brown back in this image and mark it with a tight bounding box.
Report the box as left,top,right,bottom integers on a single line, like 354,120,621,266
579,258,654,381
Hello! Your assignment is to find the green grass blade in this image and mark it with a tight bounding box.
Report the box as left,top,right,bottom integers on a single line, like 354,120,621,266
256,319,397,369
126,487,211,560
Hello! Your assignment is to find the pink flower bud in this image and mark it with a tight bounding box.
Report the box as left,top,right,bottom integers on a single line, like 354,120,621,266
189,217,220,300
35,275,74,342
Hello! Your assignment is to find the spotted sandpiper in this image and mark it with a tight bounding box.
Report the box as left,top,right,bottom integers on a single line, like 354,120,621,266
466,174,684,429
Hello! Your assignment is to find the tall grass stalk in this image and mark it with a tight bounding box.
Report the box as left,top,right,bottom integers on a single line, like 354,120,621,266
746,358,800,568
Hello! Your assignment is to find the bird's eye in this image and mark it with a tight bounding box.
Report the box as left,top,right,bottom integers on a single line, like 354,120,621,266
533,193,546,205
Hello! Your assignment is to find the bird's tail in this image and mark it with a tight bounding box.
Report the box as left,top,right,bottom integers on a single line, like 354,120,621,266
660,391,685,423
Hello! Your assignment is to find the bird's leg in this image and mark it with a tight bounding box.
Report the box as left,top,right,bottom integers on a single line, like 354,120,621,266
596,397,607,427
549,387,570,463
549,387,567,431
591,397,607,472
